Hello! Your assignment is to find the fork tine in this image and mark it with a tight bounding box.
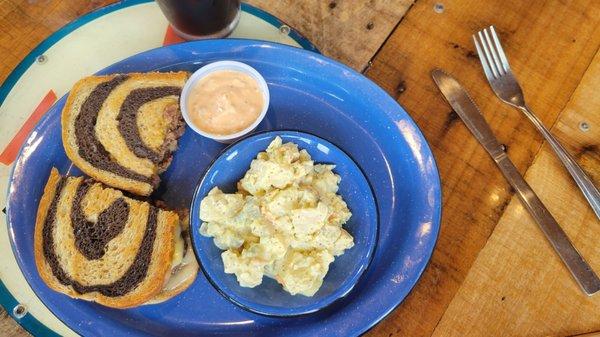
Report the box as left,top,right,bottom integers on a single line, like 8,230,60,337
483,27,505,76
472,34,495,81
489,26,511,73
477,30,499,78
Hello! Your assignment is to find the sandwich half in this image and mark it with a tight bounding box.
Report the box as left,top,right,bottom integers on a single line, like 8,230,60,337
61,72,189,196
34,168,198,308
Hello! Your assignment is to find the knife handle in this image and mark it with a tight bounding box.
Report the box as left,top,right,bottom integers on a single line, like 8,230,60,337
495,154,600,295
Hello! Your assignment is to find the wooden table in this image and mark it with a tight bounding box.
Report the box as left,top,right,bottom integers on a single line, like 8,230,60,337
1,0,599,336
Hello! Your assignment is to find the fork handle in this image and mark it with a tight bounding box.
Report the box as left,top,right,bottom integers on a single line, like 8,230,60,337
518,104,600,220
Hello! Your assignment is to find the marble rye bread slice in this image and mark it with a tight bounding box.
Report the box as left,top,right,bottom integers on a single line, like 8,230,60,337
34,168,198,309
61,71,189,196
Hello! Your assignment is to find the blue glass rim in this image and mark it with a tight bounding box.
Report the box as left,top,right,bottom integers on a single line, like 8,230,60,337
188,129,380,317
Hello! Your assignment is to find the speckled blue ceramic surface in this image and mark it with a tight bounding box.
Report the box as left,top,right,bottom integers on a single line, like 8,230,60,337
6,39,441,336
191,131,378,317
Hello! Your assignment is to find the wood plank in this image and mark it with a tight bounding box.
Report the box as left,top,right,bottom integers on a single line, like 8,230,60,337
0,307,29,337
245,0,414,70
553,60,600,185
0,0,115,83
572,332,600,337
364,0,600,336
431,50,600,337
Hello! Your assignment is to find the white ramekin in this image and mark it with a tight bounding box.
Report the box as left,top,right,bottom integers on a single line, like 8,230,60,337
180,60,270,143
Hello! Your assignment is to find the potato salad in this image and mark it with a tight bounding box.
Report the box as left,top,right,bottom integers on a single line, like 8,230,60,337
199,137,354,296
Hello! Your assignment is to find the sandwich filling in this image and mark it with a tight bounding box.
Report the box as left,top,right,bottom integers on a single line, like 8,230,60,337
73,75,185,188
150,222,198,301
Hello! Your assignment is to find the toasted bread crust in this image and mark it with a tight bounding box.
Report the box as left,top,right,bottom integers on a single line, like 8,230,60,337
34,168,183,308
34,168,68,295
61,72,189,196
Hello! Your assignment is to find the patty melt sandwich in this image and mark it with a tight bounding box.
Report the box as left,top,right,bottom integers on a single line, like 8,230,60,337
34,168,198,308
61,72,188,196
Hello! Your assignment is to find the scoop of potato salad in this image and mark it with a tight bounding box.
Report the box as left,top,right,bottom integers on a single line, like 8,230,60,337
200,136,354,296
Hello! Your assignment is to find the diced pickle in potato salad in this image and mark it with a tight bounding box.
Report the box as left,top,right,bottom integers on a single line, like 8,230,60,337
199,137,354,296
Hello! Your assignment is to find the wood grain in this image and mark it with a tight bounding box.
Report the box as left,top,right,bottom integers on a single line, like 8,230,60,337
431,49,600,337
245,0,414,70
573,333,600,337
553,56,600,186
0,0,115,84
363,0,600,336
0,306,30,337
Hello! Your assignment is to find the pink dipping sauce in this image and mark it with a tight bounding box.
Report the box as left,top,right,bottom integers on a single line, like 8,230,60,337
187,70,264,135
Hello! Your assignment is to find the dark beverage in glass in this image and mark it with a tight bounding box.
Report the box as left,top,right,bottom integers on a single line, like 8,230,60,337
156,0,241,40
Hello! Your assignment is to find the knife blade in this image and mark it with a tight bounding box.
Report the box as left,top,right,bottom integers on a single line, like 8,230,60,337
431,68,600,295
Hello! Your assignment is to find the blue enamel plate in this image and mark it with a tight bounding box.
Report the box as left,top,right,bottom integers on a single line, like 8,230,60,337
6,39,441,336
191,131,379,317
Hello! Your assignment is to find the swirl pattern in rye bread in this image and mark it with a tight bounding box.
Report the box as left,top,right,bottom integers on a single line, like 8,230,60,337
42,178,159,297
33,168,201,309
63,72,188,196
71,182,130,260
117,86,182,163
74,75,152,183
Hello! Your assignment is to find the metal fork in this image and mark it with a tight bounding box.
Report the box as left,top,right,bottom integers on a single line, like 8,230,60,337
473,26,600,220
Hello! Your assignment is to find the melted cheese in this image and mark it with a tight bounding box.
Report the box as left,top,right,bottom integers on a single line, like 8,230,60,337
171,222,185,268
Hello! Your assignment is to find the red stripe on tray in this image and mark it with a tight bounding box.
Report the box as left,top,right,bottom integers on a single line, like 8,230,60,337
163,25,185,46
0,90,57,165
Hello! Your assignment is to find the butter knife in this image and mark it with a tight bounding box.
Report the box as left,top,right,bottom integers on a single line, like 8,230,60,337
431,68,600,295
